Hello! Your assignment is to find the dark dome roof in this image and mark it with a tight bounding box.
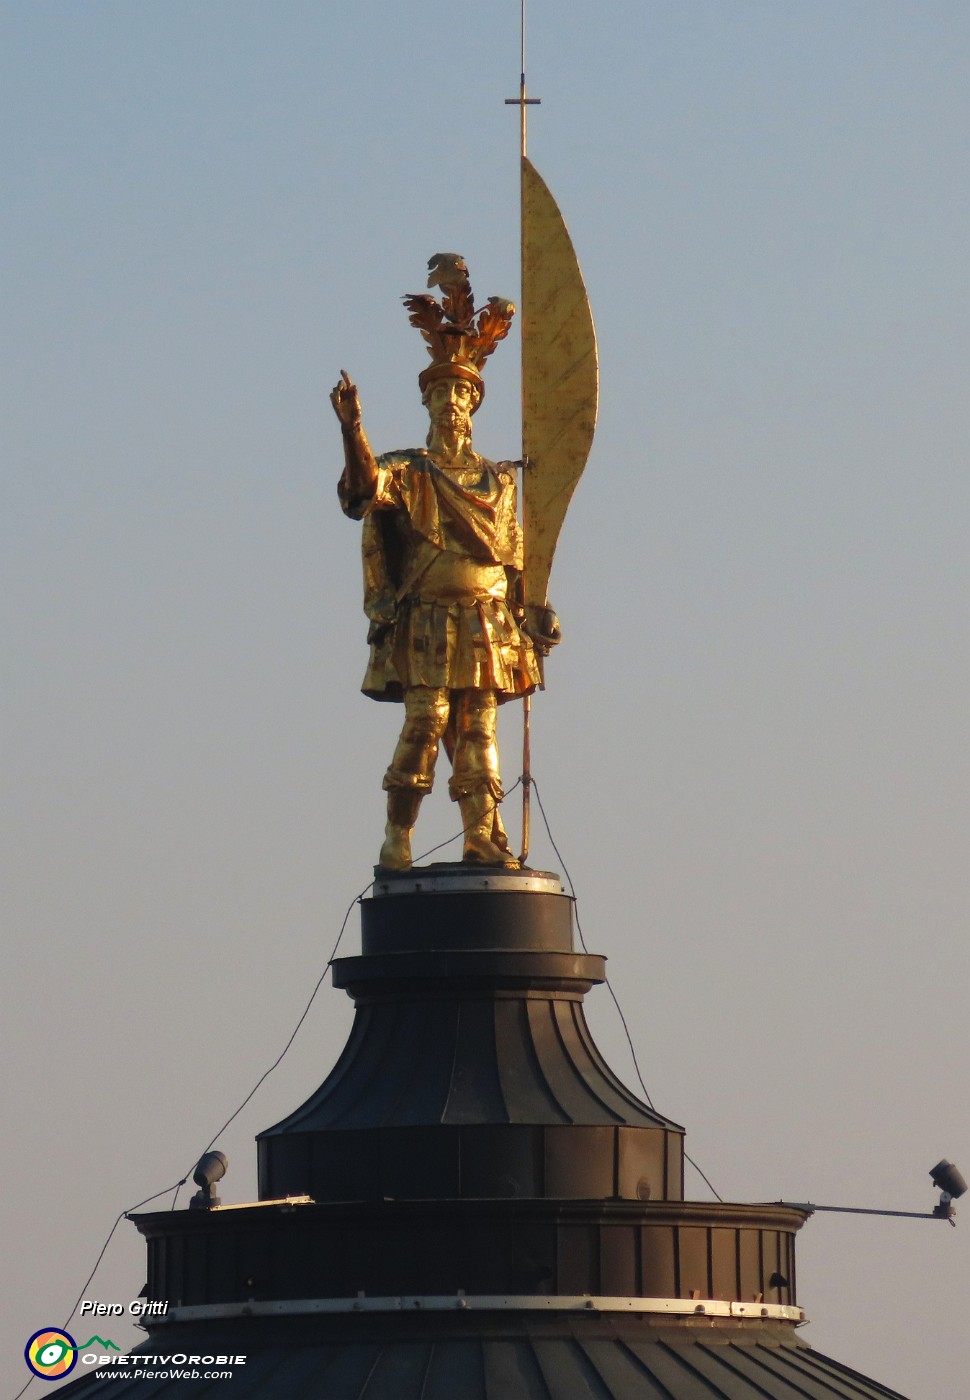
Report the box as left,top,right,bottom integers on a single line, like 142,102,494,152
55,1313,910,1400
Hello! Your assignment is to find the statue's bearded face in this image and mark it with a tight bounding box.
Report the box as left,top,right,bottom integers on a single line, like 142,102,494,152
425,377,478,441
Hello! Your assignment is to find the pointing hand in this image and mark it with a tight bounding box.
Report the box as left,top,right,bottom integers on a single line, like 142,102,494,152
330,370,362,428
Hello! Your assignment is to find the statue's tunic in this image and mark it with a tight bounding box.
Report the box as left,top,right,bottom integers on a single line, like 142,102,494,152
339,450,541,702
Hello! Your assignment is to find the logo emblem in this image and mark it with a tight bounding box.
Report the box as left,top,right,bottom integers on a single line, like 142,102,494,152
24,1329,78,1380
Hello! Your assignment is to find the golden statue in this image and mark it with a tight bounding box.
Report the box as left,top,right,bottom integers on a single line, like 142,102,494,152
332,254,560,871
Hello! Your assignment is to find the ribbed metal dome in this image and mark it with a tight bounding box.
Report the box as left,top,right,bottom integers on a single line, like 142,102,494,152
263,982,665,1129
265,869,669,1132
56,1314,910,1399
257,871,684,1204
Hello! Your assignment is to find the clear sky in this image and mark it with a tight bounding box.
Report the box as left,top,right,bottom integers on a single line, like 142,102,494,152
3,2,968,1397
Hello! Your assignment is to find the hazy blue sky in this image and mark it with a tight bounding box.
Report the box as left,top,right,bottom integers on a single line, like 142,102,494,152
3,3,968,1397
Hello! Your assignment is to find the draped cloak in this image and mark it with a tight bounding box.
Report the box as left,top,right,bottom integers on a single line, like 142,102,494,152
339,450,541,703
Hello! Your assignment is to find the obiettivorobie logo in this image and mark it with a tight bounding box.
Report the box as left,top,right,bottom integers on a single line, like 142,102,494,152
25,1327,246,1382
24,1329,120,1380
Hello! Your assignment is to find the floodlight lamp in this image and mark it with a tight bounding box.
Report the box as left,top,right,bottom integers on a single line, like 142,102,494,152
929,1158,966,1223
189,1151,228,1209
929,1160,967,1199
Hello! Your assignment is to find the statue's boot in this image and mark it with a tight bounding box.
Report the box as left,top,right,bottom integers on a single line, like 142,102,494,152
459,790,519,867
489,803,514,857
379,789,423,870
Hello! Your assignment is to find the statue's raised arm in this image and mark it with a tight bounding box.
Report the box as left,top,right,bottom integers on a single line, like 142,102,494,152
331,370,379,507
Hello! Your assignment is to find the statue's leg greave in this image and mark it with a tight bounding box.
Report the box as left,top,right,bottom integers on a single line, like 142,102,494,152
449,690,516,866
379,686,450,870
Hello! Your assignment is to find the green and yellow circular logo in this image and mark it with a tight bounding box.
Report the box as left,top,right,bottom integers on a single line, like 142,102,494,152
25,1329,78,1380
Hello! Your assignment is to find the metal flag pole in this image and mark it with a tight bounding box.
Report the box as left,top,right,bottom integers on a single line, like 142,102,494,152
506,0,540,863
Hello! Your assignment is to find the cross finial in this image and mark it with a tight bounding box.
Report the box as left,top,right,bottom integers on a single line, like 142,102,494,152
504,0,540,158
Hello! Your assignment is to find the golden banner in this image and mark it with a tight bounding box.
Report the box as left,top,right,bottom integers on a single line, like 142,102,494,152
521,156,598,607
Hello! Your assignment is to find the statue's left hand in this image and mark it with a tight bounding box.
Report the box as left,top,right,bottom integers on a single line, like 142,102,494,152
522,604,562,657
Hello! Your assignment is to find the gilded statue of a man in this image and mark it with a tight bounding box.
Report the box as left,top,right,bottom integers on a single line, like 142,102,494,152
331,254,559,871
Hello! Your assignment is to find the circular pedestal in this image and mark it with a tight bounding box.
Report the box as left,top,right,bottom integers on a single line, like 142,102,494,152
258,866,683,1205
